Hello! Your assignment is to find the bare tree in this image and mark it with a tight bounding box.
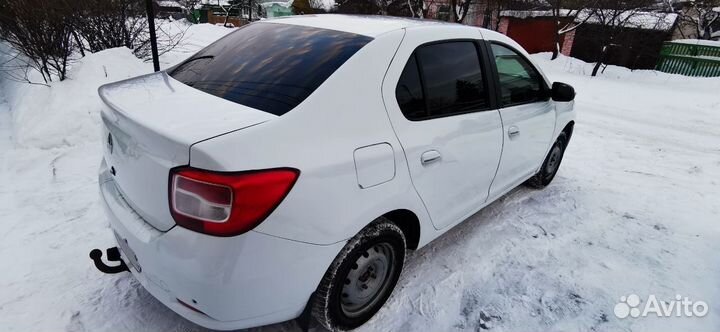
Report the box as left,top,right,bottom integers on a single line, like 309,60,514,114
293,0,330,14
481,0,513,30
0,0,76,82
675,0,720,39
547,0,597,59
414,0,436,18
406,0,421,17
219,0,239,27
0,45,50,86
179,0,203,22
584,0,661,76
449,0,473,22
72,0,186,61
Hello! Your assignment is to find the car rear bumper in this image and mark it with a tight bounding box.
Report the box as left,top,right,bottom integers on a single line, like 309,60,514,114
98,160,343,330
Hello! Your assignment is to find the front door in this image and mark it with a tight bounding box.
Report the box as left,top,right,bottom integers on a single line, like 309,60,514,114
383,35,503,230
487,42,556,197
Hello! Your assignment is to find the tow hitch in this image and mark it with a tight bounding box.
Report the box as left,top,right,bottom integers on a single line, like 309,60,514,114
89,247,130,274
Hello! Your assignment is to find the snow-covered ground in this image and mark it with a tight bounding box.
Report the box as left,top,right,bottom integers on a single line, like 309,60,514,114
1,22,719,332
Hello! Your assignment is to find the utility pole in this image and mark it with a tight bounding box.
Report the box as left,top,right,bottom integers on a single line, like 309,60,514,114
145,0,161,72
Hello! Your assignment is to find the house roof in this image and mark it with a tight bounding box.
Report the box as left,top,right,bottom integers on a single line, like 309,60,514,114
155,0,183,8
577,10,678,31
501,9,678,31
500,10,574,19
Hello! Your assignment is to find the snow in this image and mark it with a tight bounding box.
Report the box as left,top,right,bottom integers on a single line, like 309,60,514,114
156,0,183,8
499,9,574,19
695,55,720,61
2,22,720,332
672,39,720,47
498,9,677,31
0,20,232,149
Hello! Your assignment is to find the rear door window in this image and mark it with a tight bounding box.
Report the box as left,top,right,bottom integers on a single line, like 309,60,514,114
395,41,490,121
169,23,373,116
395,55,426,119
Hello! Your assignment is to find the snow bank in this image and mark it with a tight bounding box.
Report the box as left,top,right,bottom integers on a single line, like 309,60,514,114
2,21,234,149
672,39,720,47
532,52,719,90
9,48,148,148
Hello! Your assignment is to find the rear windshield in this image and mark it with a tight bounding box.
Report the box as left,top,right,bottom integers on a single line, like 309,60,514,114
168,22,373,116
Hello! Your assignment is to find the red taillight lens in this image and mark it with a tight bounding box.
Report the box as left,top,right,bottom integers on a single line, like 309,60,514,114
170,167,299,237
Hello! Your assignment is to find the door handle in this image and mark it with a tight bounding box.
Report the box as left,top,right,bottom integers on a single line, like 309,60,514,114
421,150,442,165
508,126,520,138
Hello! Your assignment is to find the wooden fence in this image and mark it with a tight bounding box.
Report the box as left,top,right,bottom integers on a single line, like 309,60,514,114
655,41,720,77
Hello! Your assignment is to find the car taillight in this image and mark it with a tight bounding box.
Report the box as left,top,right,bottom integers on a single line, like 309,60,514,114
170,167,299,237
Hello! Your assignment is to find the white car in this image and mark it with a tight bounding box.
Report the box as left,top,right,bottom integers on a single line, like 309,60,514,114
94,15,575,331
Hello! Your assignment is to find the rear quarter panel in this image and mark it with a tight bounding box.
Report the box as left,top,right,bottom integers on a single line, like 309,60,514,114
189,29,434,246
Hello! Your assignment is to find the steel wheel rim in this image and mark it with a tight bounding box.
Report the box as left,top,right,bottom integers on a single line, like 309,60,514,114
340,242,396,318
545,145,563,176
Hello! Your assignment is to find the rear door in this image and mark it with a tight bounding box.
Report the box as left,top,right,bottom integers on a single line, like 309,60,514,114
383,28,503,230
486,42,556,197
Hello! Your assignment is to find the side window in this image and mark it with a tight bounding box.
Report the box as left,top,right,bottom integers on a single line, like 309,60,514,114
396,55,426,119
395,41,489,121
490,43,546,106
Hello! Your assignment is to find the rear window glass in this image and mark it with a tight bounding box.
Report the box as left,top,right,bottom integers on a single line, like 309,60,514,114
168,23,373,116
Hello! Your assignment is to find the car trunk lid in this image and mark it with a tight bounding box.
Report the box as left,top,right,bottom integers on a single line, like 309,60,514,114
99,72,276,231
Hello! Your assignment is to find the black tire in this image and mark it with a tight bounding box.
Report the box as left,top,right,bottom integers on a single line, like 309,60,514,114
312,218,406,331
526,133,568,189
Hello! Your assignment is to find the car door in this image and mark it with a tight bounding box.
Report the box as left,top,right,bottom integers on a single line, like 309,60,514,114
487,42,556,198
383,32,503,230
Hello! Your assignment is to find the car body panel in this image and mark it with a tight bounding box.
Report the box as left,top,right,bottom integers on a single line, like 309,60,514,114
99,73,275,231
264,14,453,37
379,25,505,230
100,161,343,329
189,29,436,246
353,143,396,189
490,101,556,196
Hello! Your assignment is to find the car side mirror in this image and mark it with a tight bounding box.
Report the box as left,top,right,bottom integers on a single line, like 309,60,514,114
551,82,575,102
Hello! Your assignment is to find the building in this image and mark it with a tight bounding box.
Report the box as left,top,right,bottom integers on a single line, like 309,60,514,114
261,1,294,18
497,10,576,55
154,0,185,19
495,9,678,69
571,11,678,69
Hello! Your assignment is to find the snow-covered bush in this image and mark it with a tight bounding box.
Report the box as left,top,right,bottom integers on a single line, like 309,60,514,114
0,0,76,83
72,0,186,61
0,0,187,84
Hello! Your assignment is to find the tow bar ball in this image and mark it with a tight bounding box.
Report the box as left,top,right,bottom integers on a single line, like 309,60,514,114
89,247,130,274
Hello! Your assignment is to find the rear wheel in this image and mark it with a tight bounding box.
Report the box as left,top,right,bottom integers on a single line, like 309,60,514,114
312,218,406,331
526,133,567,188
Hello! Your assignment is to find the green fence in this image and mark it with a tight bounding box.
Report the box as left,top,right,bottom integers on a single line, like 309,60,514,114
655,41,720,77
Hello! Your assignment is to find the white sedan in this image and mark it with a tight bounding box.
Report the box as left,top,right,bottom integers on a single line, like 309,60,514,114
93,14,575,331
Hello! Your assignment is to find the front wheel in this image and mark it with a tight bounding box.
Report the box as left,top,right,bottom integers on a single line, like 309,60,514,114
526,133,568,188
312,218,406,331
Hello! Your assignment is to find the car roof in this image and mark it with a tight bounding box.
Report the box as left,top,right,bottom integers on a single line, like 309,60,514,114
263,14,463,37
